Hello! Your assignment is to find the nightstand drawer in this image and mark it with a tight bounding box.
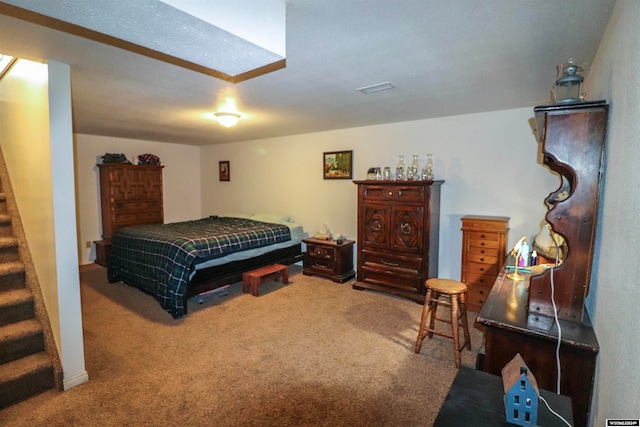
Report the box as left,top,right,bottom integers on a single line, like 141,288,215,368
306,244,334,261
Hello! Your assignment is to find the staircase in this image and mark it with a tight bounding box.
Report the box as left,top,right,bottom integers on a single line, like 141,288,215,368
0,164,60,408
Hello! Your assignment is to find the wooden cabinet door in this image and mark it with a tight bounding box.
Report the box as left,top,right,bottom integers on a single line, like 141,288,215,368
391,206,423,254
362,204,389,250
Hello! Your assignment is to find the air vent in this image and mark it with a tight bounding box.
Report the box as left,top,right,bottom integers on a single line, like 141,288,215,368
357,82,395,94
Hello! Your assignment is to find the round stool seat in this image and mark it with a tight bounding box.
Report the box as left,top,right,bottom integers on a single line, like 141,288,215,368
426,278,467,295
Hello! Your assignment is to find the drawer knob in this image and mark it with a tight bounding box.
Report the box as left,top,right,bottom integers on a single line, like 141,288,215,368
480,257,485,262
481,234,486,238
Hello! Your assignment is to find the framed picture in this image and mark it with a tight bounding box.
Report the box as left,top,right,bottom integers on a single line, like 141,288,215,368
323,150,353,179
219,161,230,181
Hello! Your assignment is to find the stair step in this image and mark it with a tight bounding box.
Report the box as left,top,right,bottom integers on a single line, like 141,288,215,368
0,352,55,409
0,319,44,364
0,214,11,238
0,288,34,326
0,261,25,292
0,237,19,263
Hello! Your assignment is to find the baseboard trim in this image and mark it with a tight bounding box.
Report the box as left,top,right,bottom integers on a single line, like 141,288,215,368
63,371,89,390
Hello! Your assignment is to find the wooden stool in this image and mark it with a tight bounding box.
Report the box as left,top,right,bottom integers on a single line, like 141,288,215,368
242,264,289,296
415,278,472,368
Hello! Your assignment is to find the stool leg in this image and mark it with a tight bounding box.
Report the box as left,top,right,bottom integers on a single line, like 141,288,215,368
427,291,439,339
450,294,461,368
459,292,472,351
415,289,434,353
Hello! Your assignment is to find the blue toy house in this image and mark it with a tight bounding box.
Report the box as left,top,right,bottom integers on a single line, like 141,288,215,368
502,353,540,426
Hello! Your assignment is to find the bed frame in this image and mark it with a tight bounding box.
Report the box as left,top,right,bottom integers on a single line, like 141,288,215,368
182,244,304,314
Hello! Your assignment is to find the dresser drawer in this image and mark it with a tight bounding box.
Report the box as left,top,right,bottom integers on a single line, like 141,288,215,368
362,185,425,203
113,212,162,225
361,250,422,275
468,245,500,258
468,234,501,250
466,284,491,310
467,250,499,265
137,211,163,222
467,261,499,276
114,200,161,212
465,271,497,287
462,219,508,233
358,268,422,293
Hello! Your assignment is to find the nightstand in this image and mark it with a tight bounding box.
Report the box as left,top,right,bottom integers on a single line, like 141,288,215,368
302,238,355,283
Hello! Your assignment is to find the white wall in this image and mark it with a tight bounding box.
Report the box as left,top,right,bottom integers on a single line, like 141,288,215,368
0,59,87,389
582,0,640,423
200,107,559,280
75,134,202,264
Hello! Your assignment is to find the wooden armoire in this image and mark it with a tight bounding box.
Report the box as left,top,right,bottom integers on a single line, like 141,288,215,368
94,163,164,266
353,180,443,302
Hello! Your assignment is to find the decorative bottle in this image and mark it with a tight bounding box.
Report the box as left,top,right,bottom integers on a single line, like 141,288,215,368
408,155,419,180
395,155,405,180
423,153,434,180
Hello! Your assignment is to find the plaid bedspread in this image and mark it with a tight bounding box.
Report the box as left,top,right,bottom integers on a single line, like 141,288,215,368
107,216,291,318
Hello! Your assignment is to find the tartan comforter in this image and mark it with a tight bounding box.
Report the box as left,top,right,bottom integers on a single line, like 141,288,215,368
107,216,292,318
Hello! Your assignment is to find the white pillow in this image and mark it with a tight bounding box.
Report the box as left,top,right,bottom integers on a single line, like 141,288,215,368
252,213,292,223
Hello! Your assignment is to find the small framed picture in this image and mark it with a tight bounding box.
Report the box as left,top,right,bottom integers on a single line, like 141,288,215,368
219,161,230,181
323,150,353,180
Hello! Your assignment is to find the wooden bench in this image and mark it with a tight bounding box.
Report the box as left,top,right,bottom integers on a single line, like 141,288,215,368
242,264,289,296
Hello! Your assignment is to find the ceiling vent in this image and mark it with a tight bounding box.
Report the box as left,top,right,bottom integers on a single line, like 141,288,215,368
357,82,395,94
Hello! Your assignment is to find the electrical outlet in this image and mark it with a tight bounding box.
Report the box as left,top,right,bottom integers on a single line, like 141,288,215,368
85,241,92,249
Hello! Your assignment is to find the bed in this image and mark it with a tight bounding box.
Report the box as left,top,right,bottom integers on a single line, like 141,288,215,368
107,214,306,318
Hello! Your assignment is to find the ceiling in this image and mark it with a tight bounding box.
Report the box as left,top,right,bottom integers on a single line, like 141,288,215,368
0,0,616,146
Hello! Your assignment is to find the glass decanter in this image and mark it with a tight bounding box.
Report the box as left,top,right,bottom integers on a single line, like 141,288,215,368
408,154,419,180
422,153,434,180
395,155,405,180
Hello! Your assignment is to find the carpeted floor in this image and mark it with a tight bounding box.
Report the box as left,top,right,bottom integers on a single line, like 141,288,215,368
0,265,484,426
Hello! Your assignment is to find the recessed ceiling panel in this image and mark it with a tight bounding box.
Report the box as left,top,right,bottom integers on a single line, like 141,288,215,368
0,0,286,80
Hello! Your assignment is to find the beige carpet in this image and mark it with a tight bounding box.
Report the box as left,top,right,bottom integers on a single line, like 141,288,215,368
0,265,484,426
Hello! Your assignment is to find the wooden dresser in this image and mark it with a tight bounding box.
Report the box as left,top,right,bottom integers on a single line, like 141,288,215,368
352,180,443,302
460,215,509,312
95,163,164,266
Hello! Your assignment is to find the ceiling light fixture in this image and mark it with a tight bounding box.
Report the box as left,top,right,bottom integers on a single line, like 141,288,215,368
357,81,395,94
214,111,241,128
